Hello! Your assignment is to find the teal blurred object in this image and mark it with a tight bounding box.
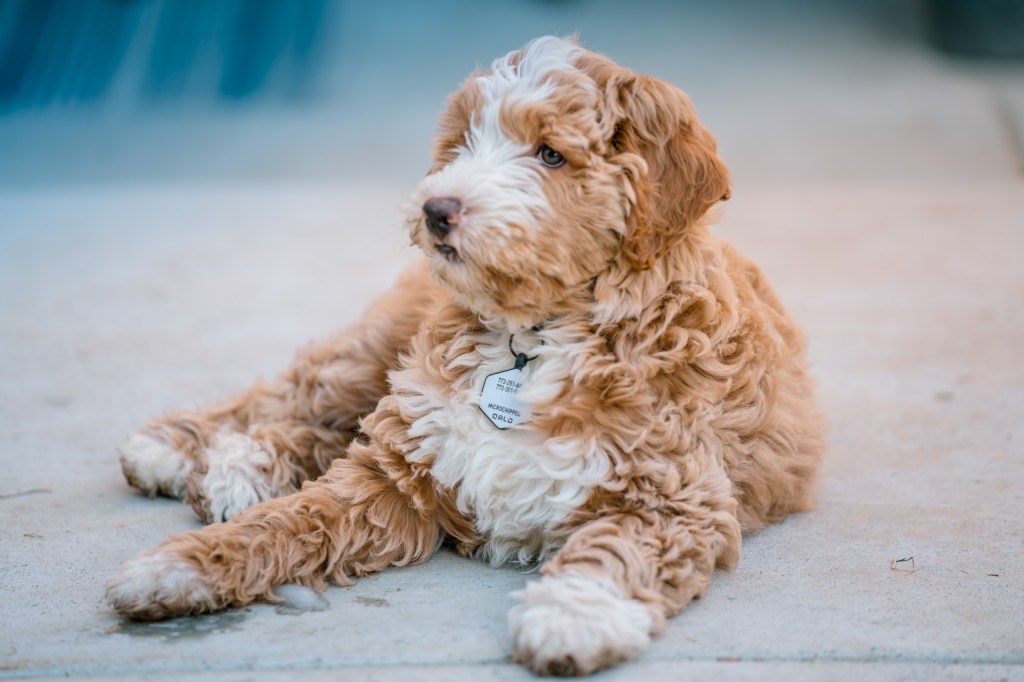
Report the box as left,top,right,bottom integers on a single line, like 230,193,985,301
0,0,333,110
926,0,1024,58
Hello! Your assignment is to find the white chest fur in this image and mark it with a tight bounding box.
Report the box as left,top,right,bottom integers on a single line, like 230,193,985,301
391,328,608,566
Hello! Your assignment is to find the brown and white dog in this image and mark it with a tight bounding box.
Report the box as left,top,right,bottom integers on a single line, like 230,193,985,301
107,36,823,676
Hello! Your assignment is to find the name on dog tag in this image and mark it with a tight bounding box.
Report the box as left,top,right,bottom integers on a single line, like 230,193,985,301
478,367,531,429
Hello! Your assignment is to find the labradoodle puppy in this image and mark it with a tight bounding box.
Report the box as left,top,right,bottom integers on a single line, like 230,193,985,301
107,36,823,676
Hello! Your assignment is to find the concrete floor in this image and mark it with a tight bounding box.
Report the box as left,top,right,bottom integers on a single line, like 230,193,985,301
1,1,1022,680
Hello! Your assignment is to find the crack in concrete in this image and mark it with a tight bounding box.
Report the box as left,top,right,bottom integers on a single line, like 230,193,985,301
0,488,52,500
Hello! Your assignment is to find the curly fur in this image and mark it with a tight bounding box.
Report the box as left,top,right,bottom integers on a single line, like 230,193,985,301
108,36,824,677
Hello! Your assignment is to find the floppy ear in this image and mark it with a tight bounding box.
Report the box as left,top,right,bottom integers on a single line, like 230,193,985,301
605,74,731,270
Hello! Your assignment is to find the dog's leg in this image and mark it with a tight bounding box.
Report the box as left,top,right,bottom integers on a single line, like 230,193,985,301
509,463,742,676
118,260,441,521
106,430,448,620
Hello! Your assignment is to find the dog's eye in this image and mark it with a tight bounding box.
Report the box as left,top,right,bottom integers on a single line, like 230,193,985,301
537,145,566,168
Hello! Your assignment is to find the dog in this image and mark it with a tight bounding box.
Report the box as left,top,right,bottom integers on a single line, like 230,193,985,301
106,36,824,676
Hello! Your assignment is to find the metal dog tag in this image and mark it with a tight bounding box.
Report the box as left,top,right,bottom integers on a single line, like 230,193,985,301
478,367,531,429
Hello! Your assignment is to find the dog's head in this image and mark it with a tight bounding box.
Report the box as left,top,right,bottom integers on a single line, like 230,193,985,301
406,36,730,328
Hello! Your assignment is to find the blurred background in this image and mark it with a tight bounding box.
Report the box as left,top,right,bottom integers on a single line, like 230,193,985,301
1,0,1022,189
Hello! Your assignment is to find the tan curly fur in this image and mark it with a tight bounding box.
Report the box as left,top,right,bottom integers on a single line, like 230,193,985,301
108,36,823,677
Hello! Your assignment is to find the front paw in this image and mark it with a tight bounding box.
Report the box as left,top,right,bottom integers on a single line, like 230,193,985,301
187,432,281,523
106,551,217,621
118,432,192,500
509,573,652,676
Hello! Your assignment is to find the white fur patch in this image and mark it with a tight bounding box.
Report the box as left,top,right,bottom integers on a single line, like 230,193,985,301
198,432,277,522
394,326,609,565
509,572,653,675
118,432,192,499
412,131,547,250
105,551,214,617
477,36,583,108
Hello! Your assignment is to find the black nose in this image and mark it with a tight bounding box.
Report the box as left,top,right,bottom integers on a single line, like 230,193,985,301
423,197,463,240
